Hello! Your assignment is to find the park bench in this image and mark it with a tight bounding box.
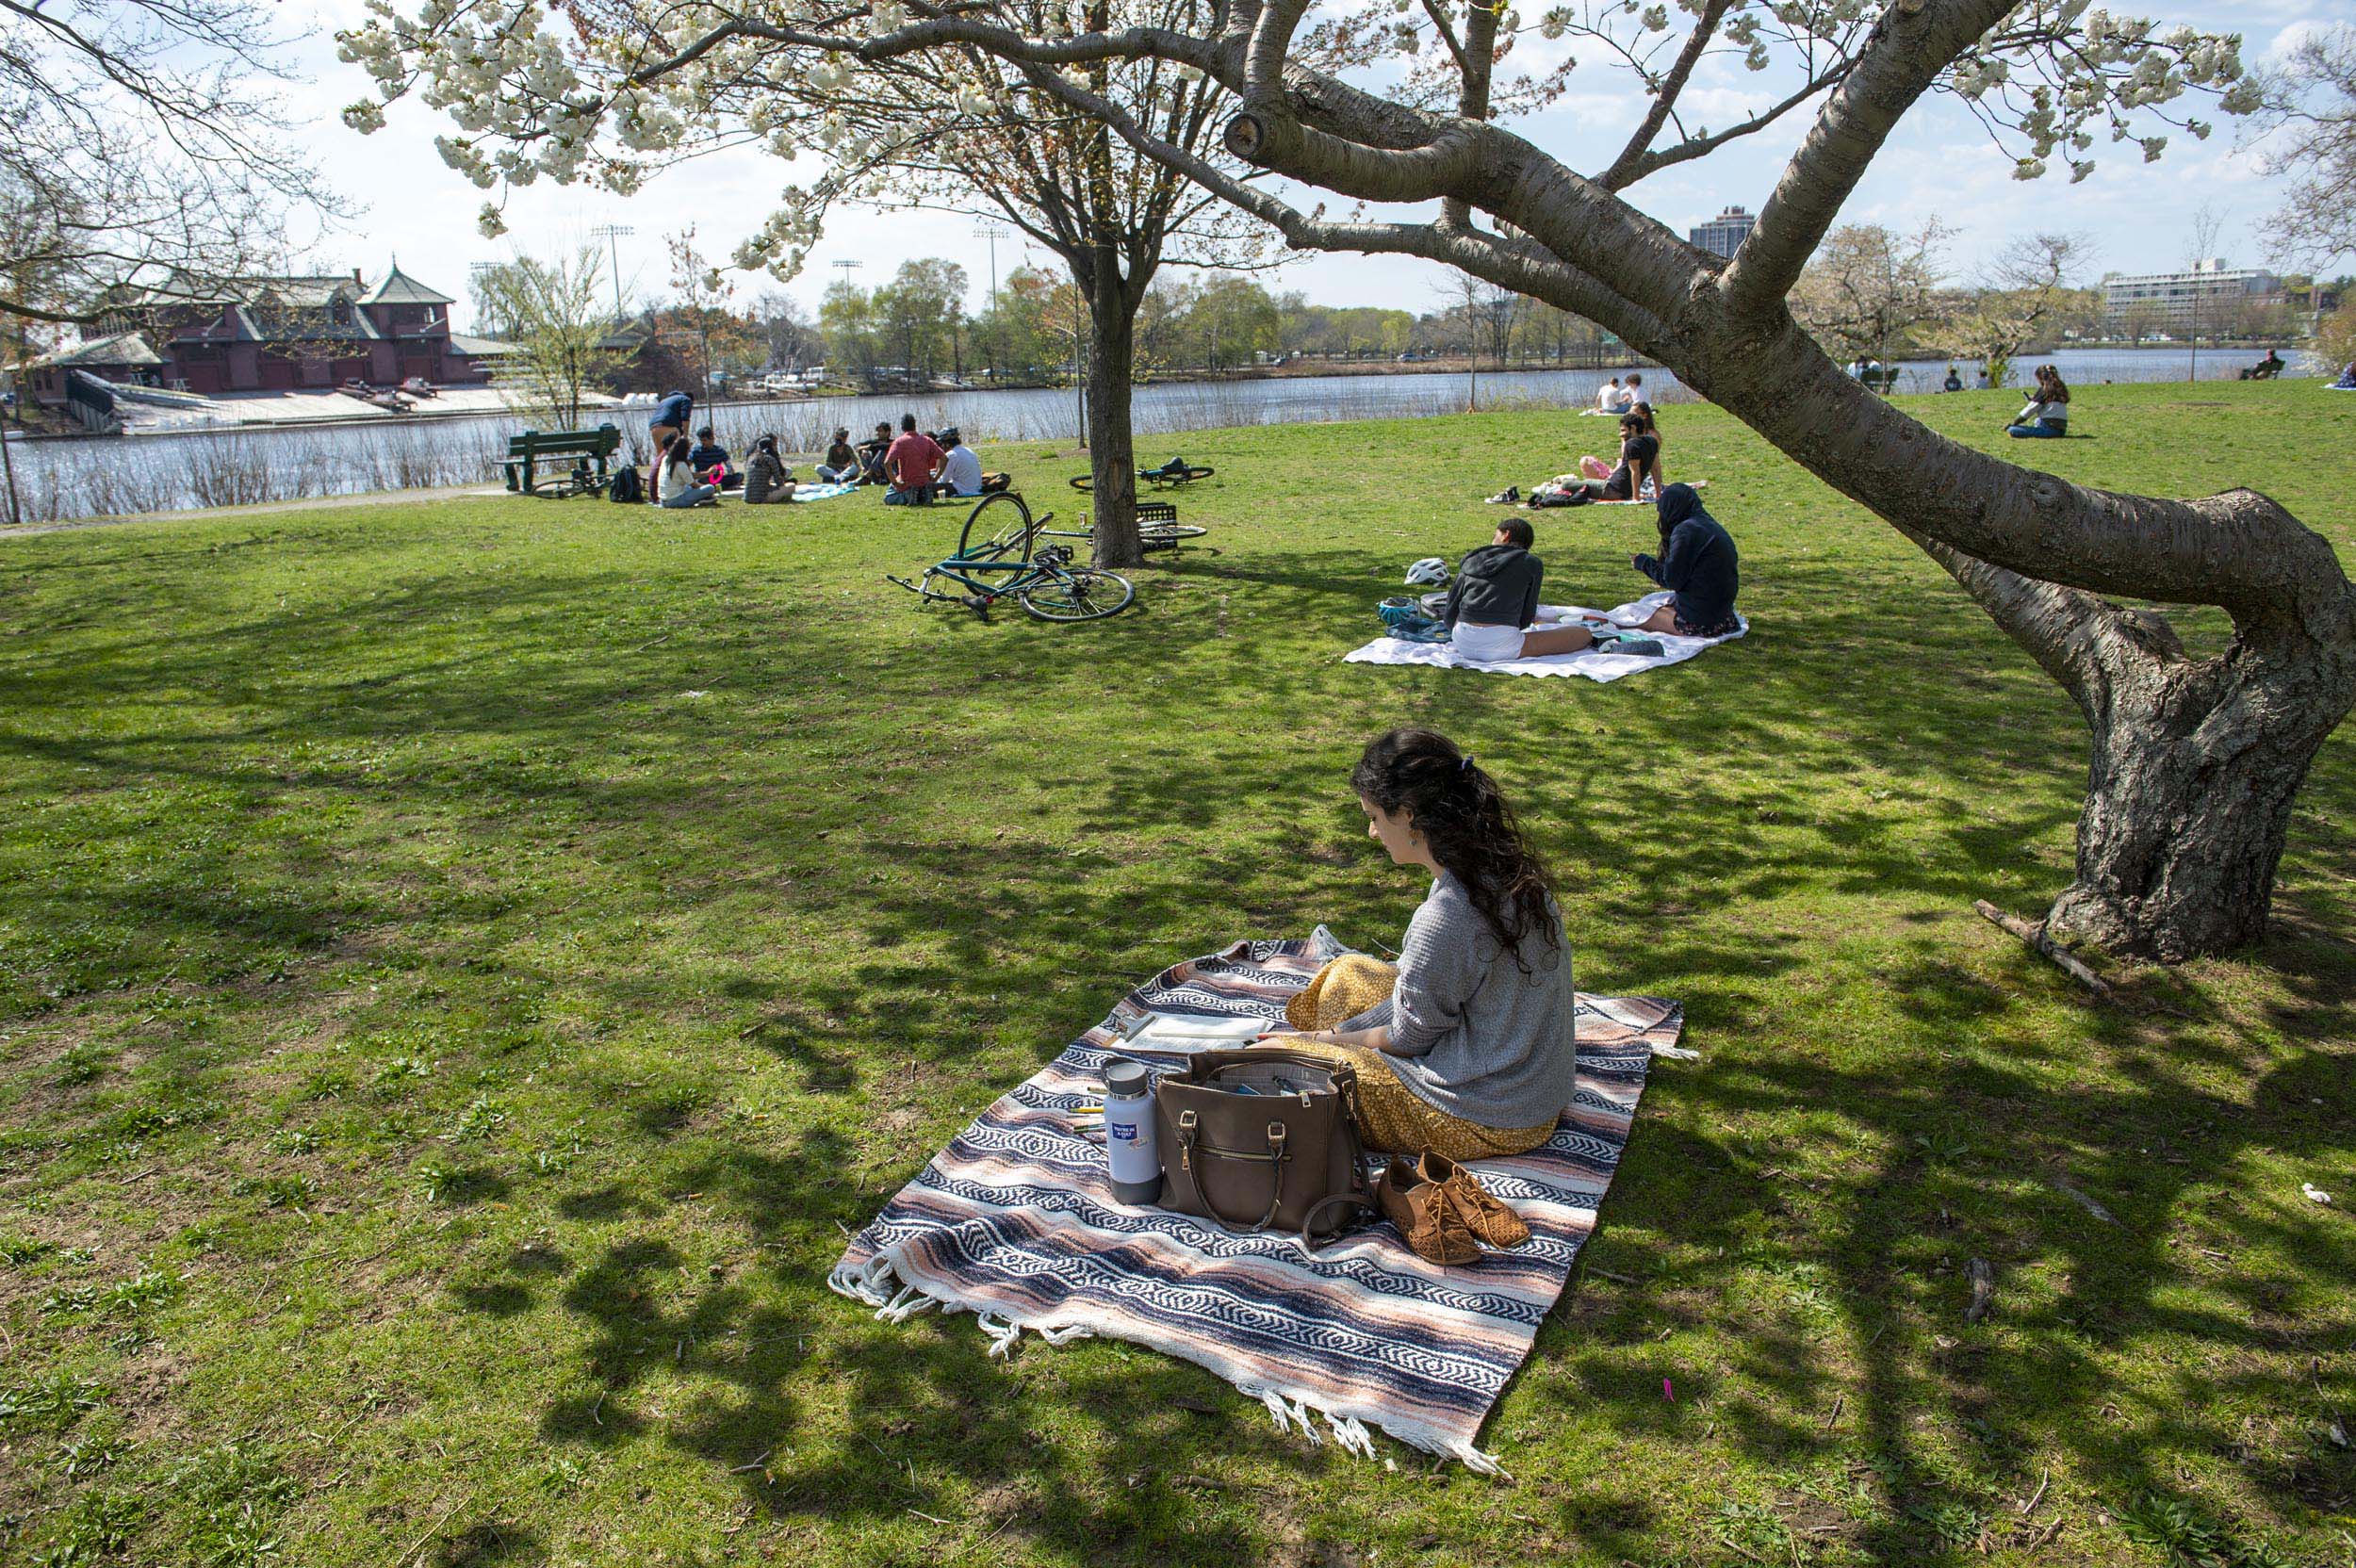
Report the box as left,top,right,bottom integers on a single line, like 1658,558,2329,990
501,424,622,498
1858,367,1902,394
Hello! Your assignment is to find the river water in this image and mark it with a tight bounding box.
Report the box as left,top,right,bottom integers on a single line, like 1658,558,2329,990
2,345,2317,526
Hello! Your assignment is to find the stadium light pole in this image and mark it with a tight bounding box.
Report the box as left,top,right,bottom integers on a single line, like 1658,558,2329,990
972,223,1006,384
589,224,634,319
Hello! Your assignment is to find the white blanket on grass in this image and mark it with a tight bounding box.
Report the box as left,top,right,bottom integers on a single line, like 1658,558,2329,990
1344,591,1747,683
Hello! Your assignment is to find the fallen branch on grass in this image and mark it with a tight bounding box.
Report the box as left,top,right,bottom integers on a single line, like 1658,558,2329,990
1973,901,2114,1000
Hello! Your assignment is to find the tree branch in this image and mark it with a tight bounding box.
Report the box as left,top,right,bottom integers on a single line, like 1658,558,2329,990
1596,0,1730,188
1721,0,2013,316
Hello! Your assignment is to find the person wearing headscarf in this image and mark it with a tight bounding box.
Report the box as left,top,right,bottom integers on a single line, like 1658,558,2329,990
1629,483,1741,638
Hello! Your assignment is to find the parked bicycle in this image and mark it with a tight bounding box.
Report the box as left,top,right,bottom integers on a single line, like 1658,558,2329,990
886,491,1137,623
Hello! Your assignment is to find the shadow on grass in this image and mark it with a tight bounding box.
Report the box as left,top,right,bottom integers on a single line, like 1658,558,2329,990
7,493,2354,1560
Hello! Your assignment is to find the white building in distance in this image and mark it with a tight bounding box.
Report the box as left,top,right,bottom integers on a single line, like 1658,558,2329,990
2102,258,2282,328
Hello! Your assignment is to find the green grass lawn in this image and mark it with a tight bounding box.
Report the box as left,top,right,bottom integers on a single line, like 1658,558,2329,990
2,382,2351,1567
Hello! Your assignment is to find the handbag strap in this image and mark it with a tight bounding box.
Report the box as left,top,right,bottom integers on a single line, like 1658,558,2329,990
1296,1191,1379,1251
1173,1114,1289,1233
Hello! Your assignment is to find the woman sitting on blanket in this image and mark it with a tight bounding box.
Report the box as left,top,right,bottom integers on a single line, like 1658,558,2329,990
1252,728,1577,1160
1626,482,1741,639
1530,413,1661,506
1442,517,1602,662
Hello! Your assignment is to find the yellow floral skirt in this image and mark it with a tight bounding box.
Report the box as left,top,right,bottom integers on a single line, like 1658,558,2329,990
1275,955,1554,1160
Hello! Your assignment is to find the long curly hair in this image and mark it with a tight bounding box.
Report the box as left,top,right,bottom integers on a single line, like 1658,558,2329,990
1350,728,1560,960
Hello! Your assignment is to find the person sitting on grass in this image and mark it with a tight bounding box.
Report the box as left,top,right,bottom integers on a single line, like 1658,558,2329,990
741,435,795,504
1440,518,1602,662
658,435,719,509
857,421,894,485
1247,727,1578,1161
933,428,1010,498
1943,366,1964,392
816,427,860,482
883,414,946,506
687,425,733,487
2005,364,2070,438
1592,375,1627,415
2331,361,2356,391
1627,482,1741,638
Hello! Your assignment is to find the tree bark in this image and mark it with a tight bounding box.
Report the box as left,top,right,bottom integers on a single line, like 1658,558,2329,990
1663,310,2356,959
1083,281,1143,570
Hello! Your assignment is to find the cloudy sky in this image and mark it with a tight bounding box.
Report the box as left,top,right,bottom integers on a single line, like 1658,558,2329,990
275,0,2343,332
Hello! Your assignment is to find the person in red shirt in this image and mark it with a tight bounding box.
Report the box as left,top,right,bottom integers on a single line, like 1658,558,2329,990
882,415,946,505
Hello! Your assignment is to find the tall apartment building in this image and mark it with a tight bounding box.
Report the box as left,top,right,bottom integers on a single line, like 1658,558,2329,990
2101,258,2283,329
1689,206,1756,258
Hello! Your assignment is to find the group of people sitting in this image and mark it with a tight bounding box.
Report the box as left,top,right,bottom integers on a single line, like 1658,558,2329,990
1586,373,1644,416
2004,365,2072,439
1489,404,1664,507
639,387,1008,509
825,416,1010,505
1437,483,1741,663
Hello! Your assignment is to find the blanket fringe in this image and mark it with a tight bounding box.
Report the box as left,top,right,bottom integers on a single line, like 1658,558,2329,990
841,1245,1514,1474
1648,1042,1701,1061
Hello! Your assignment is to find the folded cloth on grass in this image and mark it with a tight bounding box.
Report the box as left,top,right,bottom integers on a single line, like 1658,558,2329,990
1344,590,1746,683
789,481,859,503
829,933,1686,1472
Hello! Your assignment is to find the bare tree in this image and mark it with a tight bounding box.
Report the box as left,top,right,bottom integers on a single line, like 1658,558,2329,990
2184,202,2225,381
1792,221,1951,368
1,0,347,327
2250,24,2356,269
475,248,628,432
340,0,2345,962
1938,233,2091,387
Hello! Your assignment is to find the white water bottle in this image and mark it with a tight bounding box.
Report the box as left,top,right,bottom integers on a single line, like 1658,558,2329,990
1103,1060,1163,1205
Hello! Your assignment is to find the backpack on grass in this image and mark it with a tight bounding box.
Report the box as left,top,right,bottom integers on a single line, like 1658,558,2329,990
607,466,644,504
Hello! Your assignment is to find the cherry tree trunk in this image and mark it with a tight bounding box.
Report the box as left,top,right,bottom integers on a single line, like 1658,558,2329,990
1672,311,2356,959
1084,285,1143,570
2052,645,2341,959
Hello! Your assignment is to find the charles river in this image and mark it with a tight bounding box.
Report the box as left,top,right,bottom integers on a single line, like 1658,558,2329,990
2,345,2321,526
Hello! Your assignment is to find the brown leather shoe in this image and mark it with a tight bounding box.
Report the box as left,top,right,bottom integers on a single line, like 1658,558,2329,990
1376,1157,1481,1266
1422,1153,1530,1250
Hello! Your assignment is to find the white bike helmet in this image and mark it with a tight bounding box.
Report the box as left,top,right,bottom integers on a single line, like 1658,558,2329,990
1404,557,1451,587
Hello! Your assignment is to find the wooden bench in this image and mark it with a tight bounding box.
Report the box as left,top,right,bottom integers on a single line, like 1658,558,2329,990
1858,368,1901,394
501,424,623,498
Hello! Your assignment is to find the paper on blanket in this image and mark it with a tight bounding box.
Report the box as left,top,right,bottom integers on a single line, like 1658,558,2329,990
1343,591,1747,683
789,481,858,502
1125,1011,1271,1048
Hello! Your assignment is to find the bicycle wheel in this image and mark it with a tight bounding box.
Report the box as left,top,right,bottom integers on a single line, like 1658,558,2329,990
1067,473,1094,493
1021,565,1135,623
1141,523,1208,540
958,491,1034,563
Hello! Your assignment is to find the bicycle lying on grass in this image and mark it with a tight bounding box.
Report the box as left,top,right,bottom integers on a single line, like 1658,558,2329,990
885,492,1137,623
1067,458,1215,493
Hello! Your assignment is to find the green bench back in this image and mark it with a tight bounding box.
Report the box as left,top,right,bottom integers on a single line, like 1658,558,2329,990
505,425,622,460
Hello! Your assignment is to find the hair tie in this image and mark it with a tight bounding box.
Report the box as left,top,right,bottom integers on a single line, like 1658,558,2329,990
1459,754,1474,774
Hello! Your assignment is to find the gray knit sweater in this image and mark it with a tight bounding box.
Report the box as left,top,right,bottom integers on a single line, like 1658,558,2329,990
1373,872,1578,1130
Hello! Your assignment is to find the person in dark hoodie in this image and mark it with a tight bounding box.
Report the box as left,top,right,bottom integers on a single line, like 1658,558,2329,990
1628,483,1741,637
1443,517,1601,662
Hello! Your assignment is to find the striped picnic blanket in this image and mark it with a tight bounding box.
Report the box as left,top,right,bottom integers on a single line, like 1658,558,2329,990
828,935,1683,1470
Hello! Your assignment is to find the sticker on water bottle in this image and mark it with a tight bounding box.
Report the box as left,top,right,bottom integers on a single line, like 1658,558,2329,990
1109,1122,1139,1143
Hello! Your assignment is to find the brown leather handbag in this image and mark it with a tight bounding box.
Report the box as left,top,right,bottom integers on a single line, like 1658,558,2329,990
1153,1050,1372,1244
